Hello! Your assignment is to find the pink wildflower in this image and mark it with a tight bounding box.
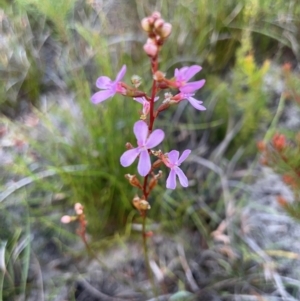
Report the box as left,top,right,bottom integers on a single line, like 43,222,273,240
120,120,164,176
171,92,206,111
163,149,191,189
174,65,205,93
134,96,159,116
91,65,127,104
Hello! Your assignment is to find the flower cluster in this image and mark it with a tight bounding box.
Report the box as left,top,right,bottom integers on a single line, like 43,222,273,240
258,133,300,210
61,203,88,241
90,12,206,215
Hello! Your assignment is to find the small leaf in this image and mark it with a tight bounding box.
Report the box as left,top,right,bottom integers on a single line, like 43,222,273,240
169,290,195,301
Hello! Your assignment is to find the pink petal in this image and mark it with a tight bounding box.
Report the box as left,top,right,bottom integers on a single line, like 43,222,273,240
174,68,180,78
134,97,145,104
91,89,115,104
175,167,189,187
187,96,206,111
138,150,151,176
120,148,140,167
154,96,159,102
178,66,189,77
166,169,177,189
134,121,148,145
142,102,150,115
175,67,188,82
96,76,112,89
177,149,191,165
167,150,179,164
180,79,205,93
115,65,127,82
184,65,202,81
146,129,164,148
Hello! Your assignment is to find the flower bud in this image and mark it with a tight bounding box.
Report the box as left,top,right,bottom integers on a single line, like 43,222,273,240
74,203,84,215
152,159,162,169
153,70,165,82
131,75,142,88
148,170,163,191
125,174,143,189
257,141,266,152
141,17,151,32
154,18,164,30
272,133,286,151
146,37,156,45
147,16,155,25
132,195,141,210
145,231,154,237
61,215,73,224
125,142,133,149
156,102,170,114
143,43,158,57
152,11,161,19
160,23,172,38
277,195,288,207
139,199,151,210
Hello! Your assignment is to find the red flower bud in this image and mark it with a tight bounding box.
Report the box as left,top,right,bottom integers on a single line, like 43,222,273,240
160,23,172,38
154,18,164,30
143,43,158,57
152,11,161,19
141,17,151,32
272,133,286,151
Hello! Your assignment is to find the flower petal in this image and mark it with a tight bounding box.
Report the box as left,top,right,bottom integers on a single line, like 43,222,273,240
138,150,151,176
134,97,145,104
134,120,148,145
167,150,179,164
175,67,188,82
96,76,112,89
91,89,115,104
120,148,140,167
166,169,177,189
187,96,206,111
177,149,191,165
175,167,189,187
174,68,180,78
115,65,127,82
146,129,165,148
180,79,205,93
184,65,202,81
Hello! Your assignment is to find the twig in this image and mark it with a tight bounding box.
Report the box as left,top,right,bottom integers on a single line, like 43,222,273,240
242,235,298,301
263,92,285,143
177,244,199,292
77,277,129,301
188,156,235,231
0,165,87,203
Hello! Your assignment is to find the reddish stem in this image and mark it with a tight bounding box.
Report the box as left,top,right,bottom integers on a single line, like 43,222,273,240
142,55,159,199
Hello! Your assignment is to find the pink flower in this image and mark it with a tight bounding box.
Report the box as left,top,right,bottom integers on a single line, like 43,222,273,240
163,149,191,189
171,92,206,111
134,96,159,116
91,65,127,104
174,65,205,93
120,121,164,176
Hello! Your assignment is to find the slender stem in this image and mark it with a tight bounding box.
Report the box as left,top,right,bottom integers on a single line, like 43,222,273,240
142,214,156,295
143,174,149,199
149,79,157,133
138,54,160,296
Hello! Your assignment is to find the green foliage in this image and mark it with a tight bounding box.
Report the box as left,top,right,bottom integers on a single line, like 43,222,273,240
228,31,271,156
15,0,75,39
0,9,43,116
204,30,272,159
